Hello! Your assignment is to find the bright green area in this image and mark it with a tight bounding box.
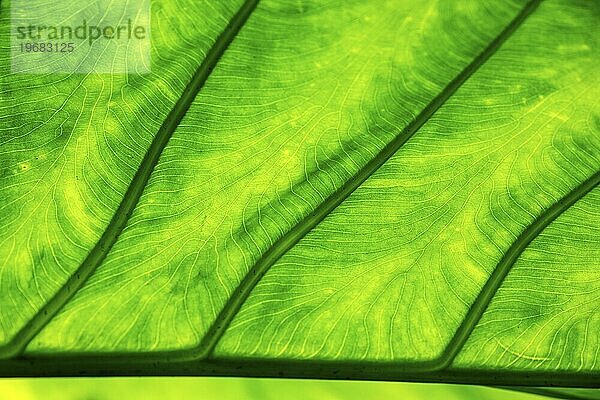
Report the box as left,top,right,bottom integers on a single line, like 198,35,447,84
0,0,244,346
215,0,599,370
451,1,600,373
455,187,600,371
28,0,526,353
0,0,598,389
0,379,558,400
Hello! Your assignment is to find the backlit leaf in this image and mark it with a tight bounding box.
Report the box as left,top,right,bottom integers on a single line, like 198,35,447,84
0,0,598,389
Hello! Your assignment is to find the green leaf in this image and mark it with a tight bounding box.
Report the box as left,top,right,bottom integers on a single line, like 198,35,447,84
0,0,598,389
0,0,248,353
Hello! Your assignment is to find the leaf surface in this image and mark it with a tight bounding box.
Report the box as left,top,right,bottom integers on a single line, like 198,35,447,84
0,0,598,388
0,0,245,353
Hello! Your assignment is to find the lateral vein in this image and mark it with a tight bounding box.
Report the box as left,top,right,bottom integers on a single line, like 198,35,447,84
0,0,260,360
433,170,600,370
194,0,543,361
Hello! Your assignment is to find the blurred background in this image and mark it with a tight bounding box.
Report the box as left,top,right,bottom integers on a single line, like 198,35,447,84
0,378,559,399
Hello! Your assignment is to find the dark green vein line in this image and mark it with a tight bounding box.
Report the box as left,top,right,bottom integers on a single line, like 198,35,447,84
194,0,543,360
433,170,600,370
0,0,260,360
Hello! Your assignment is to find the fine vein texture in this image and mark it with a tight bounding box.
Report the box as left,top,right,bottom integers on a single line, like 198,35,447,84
438,172,600,370
451,1,600,375
0,0,244,353
214,0,600,371
0,0,258,359
27,0,528,354
0,0,598,387
197,0,541,361
453,186,600,372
